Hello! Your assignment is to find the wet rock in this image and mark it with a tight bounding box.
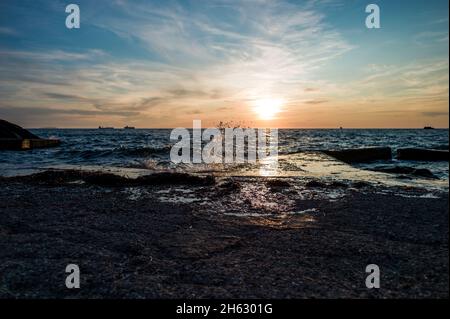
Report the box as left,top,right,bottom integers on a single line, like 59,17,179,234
84,172,215,186
305,180,348,189
372,166,438,179
397,148,449,162
17,170,126,186
12,170,85,185
330,181,348,188
432,145,449,151
0,175,448,298
137,172,215,186
323,147,392,163
267,179,291,188
351,181,371,189
306,180,328,188
413,169,439,179
215,179,241,195
11,170,215,187
0,119,39,139
0,119,60,150
84,173,131,186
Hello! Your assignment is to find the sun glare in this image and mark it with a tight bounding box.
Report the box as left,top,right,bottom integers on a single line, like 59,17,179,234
253,98,283,120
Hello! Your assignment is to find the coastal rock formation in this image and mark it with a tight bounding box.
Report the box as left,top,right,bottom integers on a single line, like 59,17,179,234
372,166,439,179
0,119,60,150
432,145,449,150
17,169,215,187
397,148,449,162
1,171,448,298
323,147,392,163
0,119,40,139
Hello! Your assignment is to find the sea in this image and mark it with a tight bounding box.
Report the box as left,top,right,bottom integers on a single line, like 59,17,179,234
0,129,448,191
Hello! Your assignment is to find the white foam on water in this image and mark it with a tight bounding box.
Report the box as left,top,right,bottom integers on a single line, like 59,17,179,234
285,208,320,215
158,196,203,204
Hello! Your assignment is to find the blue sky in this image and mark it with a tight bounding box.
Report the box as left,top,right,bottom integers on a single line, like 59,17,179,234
0,0,448,128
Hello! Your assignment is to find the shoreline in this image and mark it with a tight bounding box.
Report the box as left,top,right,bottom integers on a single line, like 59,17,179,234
0,171,448,298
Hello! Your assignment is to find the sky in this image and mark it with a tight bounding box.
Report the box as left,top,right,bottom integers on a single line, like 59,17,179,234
0,0,448,128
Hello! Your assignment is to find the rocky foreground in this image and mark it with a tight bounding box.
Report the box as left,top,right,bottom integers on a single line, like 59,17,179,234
0,171,448,298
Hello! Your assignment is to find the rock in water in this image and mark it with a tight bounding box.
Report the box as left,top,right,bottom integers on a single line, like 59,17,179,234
0,119,60,150
323,147,392,163
397,148,449,162
0,119,40,139
372,166,439,179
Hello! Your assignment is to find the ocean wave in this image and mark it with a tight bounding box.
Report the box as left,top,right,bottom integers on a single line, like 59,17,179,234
56,146,171,159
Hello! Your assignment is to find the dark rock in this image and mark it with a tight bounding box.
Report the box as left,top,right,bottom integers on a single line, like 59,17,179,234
17,170,86,185
215,179,241,195
323,147,392,163
137,172,215,186
351,181,371,189
267,179,291,188
84,172,215,186
397,148,449,162
414,169,439,179
0,174,448,298
266,179,292,193
305,180,348,189
372,166,438,179
84,173,131,186
0,119,60,150
330,181,348,188
12,170,215,187
0,119,39,139
306,180,328,188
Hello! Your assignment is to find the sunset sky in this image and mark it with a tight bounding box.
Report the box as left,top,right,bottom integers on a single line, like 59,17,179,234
0,0,448,128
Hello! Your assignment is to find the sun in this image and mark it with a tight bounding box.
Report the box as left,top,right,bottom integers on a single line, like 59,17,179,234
253,98,283,120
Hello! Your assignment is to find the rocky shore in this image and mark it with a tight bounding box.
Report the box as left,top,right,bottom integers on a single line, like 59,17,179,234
0,119,60,150
0,171,448,298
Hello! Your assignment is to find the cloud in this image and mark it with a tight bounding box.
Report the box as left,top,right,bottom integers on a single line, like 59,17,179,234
304,99,328,105
422,111,449,117
43,93,93,101
0,49,106,62
90,0,353,101
348,59,449,103
0,26,18,36
0,106,138,117
1,1,353,126
414,31,449,46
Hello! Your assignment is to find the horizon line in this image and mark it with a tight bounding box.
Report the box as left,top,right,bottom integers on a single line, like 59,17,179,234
27,127,450,130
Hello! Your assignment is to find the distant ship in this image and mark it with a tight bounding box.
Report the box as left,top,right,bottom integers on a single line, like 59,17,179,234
124,126,135,130
98,126,114,129
424,126,435,130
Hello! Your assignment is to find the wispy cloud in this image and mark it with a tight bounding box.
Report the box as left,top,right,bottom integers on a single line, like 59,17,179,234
1,0,354,126
422,111,449,117
0,26,18,36
414,31,449,46
0,49,107,62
